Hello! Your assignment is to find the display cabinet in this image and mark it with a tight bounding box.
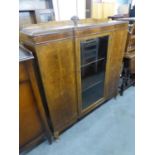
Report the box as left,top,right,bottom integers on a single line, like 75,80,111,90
20,19,128,138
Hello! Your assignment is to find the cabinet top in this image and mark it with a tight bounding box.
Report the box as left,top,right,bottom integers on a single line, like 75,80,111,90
19,45,34,62
20,19,128,37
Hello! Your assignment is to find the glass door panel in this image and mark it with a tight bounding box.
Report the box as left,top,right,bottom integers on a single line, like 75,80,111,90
80,35,109,109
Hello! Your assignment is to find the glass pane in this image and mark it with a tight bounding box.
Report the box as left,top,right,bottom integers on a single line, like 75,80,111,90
80,36,109,109
81,60,106,109
98,36,108,59
80,38,99,66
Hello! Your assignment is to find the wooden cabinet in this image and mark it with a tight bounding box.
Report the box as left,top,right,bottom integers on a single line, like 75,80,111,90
20,19,128,138
19,47,51,153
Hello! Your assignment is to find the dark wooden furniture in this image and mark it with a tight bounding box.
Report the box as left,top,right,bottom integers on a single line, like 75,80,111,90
19,0,55,29
35,9,55,23
119,22,135,95
116,17,135,22
108,14,129,20
126,23,135,54
19,10,36,29
20,19,128,138
86,0,92,18
19,46,52,153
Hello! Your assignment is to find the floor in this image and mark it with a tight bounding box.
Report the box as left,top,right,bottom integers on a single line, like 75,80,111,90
27,87,135,155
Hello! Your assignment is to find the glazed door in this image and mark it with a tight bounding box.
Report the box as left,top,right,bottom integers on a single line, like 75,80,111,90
77,34,110,115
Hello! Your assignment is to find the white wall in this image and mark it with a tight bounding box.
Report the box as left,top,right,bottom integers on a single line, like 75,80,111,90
53,0,86,21
77,0,86,19
19,0,49,10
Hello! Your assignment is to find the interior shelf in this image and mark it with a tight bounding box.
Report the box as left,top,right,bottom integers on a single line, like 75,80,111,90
82,72,104,92
81,58,105,68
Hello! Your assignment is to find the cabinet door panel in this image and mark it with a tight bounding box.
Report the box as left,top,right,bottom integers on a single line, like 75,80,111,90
19,79,42,147
80,36,109,110
36,39,78,131
81,60,106,109
105,29,127,99
19,61,44,147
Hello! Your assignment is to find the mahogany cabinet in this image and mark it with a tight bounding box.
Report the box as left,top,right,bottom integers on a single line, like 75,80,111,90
19,46,52,153
20,19,128,138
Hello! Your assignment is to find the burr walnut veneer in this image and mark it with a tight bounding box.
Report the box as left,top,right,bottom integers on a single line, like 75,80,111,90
20,19,128,138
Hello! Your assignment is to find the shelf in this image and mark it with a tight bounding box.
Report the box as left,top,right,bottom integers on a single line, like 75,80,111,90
19,9,35,12
82,72,104,91
82,80,103,92
81,57,105,68
82,82,104,109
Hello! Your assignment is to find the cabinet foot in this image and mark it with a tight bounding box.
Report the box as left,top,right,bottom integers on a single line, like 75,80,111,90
47,136,52,144
54,132,60,140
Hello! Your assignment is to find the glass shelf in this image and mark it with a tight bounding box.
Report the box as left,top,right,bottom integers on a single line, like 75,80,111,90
81,57,105,68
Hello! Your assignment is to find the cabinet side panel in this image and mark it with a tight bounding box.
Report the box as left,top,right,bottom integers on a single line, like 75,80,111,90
19,62,43,147
105,28,127,99
36,39,78,131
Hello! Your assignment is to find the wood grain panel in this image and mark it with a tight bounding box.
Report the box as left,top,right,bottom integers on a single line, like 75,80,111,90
35,38,78,132
19,63,29,81
19,82,42,146
20,20,128,137
104,29,128,99
19,60,51,152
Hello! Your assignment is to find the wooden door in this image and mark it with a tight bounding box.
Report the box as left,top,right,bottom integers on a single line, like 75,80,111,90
35,38,78,135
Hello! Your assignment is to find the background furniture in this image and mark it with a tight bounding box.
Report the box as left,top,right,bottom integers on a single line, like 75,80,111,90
92,1,116,20
20,19,128,138
35,9,55,23
19,46,52,153
108,14,129,20
19,0,55,29
86,0,92,18
119,22,135,95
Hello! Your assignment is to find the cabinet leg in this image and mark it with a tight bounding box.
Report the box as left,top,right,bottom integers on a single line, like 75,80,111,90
120,84,124,96
120,90,123,96
47,136,52,144
114,92,118,99
54,131,60,140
